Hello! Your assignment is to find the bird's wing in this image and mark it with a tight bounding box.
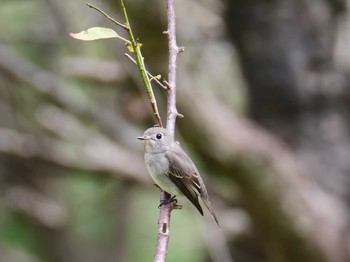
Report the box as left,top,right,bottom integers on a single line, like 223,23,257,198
164,149,203,215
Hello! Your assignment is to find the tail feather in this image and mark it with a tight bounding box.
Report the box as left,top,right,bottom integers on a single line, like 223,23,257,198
202,196,219,226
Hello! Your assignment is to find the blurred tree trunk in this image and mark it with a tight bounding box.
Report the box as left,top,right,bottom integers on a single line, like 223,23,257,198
226,0,350,261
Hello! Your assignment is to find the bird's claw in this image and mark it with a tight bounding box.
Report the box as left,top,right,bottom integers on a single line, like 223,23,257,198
158,195,182,211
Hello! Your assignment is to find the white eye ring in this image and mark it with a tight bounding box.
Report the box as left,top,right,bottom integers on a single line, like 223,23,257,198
156,133,163,140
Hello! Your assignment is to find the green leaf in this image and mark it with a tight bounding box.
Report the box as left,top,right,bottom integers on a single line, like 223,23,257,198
70,27,120,41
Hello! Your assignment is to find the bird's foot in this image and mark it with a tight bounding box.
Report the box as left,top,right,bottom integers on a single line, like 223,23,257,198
169,195,182,210
158,195,182,210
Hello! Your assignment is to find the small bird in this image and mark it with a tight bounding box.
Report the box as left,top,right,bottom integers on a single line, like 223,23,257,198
138,127,219,225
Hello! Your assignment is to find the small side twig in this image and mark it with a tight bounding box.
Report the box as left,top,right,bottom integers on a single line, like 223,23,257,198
124,53,168,90
87,3,128,30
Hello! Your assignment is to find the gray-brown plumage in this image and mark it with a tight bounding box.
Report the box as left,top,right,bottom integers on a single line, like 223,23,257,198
138,127,219,226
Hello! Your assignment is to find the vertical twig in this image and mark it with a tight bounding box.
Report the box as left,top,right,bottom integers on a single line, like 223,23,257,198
154,0,180,261
165,0,179,136
154,190,171,262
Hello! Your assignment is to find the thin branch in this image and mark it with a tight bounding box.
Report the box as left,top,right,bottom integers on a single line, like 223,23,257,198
119,0,163,127
154,0,180,261
87,2,163,126
154,191,172,262
165,0,179,136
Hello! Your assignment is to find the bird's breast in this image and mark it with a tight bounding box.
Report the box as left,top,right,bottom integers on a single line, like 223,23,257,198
144,152,180,196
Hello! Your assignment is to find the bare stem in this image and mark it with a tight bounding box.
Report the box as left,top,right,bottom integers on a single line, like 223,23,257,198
165,0,179,136
154,191,172,262
154,0,180,261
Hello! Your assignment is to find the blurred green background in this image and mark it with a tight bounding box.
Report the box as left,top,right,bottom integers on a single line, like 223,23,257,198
1,0,350,261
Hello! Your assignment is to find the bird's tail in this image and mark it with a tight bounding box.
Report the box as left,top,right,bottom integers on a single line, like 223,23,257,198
202,196,219,226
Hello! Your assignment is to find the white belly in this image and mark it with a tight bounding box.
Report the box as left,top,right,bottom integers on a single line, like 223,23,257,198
144,153,181,196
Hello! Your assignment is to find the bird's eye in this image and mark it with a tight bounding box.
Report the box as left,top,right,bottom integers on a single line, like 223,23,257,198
156,133,163,140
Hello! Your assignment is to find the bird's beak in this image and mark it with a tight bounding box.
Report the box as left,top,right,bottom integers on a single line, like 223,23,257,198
137,135,150,140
